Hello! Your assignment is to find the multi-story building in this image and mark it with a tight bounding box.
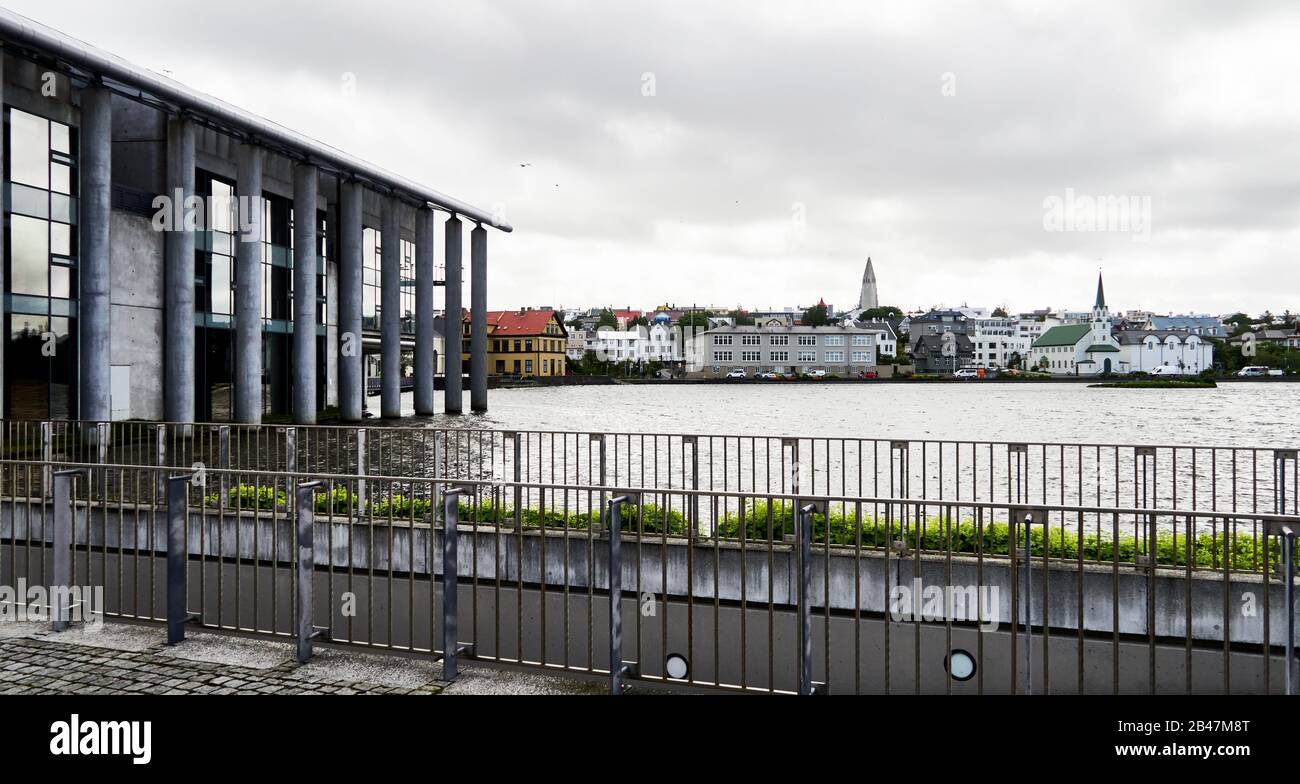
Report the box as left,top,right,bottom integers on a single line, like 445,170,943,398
1140,314,1228,339
587,323,683,365
1115,331,1214,374
694,324,877,378
0,11,507,423
969,315,1029,369
466,309,568,378
911,333,975,374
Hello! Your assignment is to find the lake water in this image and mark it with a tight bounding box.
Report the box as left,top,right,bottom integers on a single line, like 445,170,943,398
393,381,1299,448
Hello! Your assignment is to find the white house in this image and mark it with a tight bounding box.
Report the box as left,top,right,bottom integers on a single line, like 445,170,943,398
1115,331,1213,374
1028,273,1122,375
588,323,683,364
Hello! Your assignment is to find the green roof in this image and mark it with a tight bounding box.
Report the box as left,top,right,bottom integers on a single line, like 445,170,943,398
1085,344,1119,353
1032,324,1090,347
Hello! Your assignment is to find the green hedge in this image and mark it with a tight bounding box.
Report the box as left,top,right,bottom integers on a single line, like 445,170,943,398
200,486,1273,571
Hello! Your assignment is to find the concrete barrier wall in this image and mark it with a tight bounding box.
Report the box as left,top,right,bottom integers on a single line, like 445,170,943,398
2,500,1293,647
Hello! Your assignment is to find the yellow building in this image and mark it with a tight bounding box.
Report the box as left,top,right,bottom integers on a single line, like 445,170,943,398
463,309,568,377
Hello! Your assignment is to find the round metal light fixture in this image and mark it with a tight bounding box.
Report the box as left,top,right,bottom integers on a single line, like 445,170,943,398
946,649,976,681
665,653,689,680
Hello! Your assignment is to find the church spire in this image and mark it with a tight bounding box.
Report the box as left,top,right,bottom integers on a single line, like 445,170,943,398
858,257,879,311
1094,270,1106,310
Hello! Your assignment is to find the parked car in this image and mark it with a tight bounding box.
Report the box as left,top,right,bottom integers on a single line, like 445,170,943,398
807,369,828,378
953,368,981,379
725,368,747,379
757,371,780,380
1149,365,1185,376
1237,366,1270,377
860,370,879,379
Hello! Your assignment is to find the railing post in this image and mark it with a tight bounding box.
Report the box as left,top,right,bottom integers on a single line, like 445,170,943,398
217,425,231,501
684,436,700,540
155,424,168,500
166,473,195,645
284,427,297,474
607,493,639,694
797,500,825,695
512,431,522,530
440,486,474,680
356,429,368,512
51,469,82,632
1267,519,1298,696
296,480,324,664
40,421,52,499
1011,506,1046,695
95,422,110,498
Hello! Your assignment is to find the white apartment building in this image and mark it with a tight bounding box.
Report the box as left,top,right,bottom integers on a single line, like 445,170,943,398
587,324,683,364
969,316,1030,369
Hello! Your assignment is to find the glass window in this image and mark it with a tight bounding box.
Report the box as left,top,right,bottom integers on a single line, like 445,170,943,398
10,215,49,296
9,110,50,189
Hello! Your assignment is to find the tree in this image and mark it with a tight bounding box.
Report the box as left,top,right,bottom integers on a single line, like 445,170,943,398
992,307,1009,318
861,306,903,321
628,315,650,328
1223,313,1252,337
596,308,619,330
727,310,755,326
801,302,829,326
677,311,713,330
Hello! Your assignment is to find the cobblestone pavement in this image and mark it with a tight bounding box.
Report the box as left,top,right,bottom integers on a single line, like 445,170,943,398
0,637,443,695
0,621,606,695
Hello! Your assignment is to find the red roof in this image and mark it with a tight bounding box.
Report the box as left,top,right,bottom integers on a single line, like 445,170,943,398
466,309,564,337
613,309,642,322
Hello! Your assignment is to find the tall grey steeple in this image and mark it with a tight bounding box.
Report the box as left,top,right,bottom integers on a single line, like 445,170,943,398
858,257,878,311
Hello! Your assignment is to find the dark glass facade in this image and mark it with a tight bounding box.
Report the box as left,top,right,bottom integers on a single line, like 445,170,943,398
3,107,78,419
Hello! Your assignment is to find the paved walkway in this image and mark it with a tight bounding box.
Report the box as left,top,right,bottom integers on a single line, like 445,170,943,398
0,621,604,696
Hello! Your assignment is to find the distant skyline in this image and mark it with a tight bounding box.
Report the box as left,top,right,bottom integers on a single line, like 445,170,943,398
13,0,1300,315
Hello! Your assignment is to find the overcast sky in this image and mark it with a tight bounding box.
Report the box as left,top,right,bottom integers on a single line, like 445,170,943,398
11,0,1300,316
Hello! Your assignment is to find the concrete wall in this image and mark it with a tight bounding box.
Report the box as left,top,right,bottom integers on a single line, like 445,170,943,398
108,212,165,419
4,500,1295,649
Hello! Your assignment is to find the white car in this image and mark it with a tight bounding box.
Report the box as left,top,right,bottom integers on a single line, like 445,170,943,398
953,368,981,379
757,371,780,380
725,369,747,379
807,369,828,378
1148,365,1184,376
1237,366,1270,377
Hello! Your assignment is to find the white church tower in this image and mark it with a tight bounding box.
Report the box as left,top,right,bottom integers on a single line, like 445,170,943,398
1090,269,1111,344
858,257,879,311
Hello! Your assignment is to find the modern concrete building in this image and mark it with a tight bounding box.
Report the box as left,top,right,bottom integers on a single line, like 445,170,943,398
694,324,878,378
0,11,508,423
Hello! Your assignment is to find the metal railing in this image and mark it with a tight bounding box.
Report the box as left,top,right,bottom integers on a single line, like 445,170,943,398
5,419,1297,518
3,454,1299,694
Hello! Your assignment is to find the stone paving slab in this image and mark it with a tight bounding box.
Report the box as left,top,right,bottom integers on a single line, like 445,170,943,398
0,621,604,695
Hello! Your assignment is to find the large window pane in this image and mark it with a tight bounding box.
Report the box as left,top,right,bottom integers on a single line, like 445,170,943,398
50,122,70,155
10,215,49,296
9,110,49,189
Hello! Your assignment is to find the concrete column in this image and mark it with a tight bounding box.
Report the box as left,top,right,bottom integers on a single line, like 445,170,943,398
470,224,488,412
325,247,338,408
164,116,196,424
443,216,463,414
234,143,263,424
79,86,112,423
414,207,435,415
380,197,401,418
292,164,318,424
338,182,363,422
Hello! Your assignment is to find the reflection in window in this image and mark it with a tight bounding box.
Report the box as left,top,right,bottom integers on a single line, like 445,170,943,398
4,108,78,418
